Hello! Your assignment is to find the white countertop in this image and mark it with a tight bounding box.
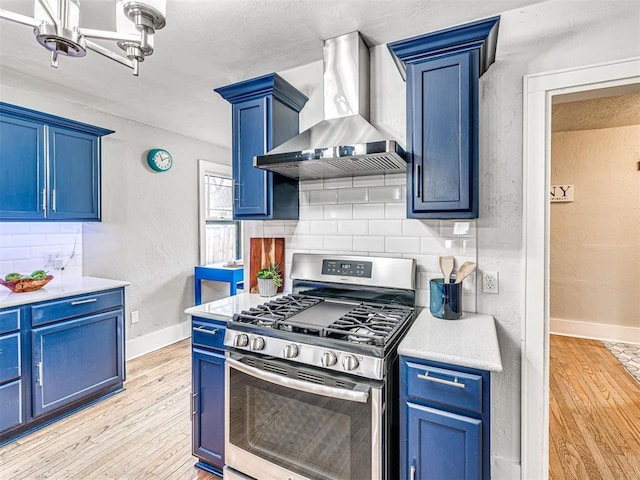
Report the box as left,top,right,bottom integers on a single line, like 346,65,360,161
0,276,130,308
398,310,503,372
185,293,283,322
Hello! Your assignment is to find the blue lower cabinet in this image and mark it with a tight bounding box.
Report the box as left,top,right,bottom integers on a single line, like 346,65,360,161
0,381,23,433
32,309,124,417
407,402,481,480
401,356,490,480
192,348,225,474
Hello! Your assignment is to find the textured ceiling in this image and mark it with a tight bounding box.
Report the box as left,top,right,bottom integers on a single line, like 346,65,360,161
0,0,544,148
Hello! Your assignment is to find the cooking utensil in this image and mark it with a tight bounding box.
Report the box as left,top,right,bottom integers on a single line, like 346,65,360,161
439,256,455,284
455,262,477,284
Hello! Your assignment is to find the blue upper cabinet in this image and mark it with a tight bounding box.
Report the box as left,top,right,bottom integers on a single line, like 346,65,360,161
388,17,500,219
215,74,308,220
0,102,113,222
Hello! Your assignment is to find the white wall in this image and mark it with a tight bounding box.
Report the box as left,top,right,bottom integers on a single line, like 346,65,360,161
0,80,232,352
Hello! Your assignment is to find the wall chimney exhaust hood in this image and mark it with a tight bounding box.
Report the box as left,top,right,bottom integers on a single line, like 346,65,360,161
254,31,406,180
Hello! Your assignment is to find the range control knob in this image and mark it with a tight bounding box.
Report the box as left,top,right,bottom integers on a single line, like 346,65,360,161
249,336,265,351
321,351,337,367
283,344,299,359
342,355,359,371
234,333,249,348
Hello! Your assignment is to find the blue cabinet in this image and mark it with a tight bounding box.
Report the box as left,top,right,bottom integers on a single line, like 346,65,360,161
0,102,113,222
0,288,125,446
388,17,500,219
191,317,227,476
215,74,308,220
0,308,24,434
401,357,490,480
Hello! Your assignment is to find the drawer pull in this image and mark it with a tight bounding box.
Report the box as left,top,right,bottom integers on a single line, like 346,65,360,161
193,326,219,336
417,372,466,389
70,298,98,306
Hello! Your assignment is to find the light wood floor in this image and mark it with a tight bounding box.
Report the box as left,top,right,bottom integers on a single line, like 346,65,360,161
0,339,220,480
549,335,640,480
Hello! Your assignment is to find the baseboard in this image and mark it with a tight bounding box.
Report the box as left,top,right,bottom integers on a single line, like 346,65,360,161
491,455,521,480
550,317,640,344
126,320,191,360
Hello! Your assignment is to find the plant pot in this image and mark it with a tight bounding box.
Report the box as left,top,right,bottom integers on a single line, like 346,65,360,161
257,278,278,297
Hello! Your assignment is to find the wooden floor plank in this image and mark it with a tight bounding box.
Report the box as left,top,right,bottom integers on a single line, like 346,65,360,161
0,339,220,480
549,335,640,480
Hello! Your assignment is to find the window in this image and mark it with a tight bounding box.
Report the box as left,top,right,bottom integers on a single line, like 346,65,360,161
199,160,241,264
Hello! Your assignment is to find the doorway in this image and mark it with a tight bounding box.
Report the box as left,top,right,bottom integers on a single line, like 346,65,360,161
521,57,640,480
548,89,640,479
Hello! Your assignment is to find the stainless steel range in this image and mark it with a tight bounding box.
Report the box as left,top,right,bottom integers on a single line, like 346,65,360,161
223,253,416,480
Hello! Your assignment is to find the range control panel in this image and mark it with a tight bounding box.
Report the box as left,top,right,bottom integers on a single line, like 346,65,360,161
322,259,373,278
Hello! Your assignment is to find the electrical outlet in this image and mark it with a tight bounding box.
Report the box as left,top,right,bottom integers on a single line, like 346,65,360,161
483,271,499,294
43,251,60,267
131,310,139,324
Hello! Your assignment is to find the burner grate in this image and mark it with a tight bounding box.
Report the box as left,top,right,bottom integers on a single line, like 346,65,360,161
233,294,323,326
325,304,413,346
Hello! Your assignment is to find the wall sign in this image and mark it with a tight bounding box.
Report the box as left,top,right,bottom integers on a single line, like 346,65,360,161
550,185,574,202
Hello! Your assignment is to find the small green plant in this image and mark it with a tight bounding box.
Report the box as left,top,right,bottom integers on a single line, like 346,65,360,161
257,263,283,288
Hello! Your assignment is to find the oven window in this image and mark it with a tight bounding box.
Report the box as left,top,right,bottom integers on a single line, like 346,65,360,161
229,367,373,480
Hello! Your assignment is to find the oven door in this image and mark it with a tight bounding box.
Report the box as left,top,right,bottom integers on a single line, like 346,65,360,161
225,352,383,480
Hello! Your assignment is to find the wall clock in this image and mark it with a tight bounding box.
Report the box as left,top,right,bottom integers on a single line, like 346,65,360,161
147,148,173,172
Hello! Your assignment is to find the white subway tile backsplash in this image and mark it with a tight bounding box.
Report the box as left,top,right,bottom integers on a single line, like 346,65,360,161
284,220,298,235
299,179,324,191
323,177,353,189
290,235,324,250
353,236,385,252
11,235,48,247
324,236,353,251
420,237,461,255
353,203,385,219
300,191,310,206
337,220,368,235
309,189,337,205
440,220,476,237
385,173,406,186
323,205,352,219
353,175,385,188
385,237,420,254
402,219,439,237
384,203,405,219
0,223,29,235
310,220,337,235
300,205,324,220
263,222,286,236
0,237,12,248
1,247,31,261
28,223,62,234
368,220,402,236
292,221,311,235
462,238,477,256
368,186,403,203
337,188,368,204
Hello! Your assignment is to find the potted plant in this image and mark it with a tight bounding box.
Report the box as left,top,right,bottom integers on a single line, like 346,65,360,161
256,263,283,297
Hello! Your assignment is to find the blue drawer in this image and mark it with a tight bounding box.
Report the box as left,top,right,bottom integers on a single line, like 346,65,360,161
406,361,483,414
31,290,123,327
192,317,226,351
0,380,23,432
0,332,20,384
0,309,20,335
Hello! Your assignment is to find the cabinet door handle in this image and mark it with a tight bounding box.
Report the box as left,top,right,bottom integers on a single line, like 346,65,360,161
52,189,56,212
42,189,47,212
410,465,416,480
415,164,421,199
36,361,43,387
193,326,218,336
417,372,466,389
70,298,98,305
191,393,197,417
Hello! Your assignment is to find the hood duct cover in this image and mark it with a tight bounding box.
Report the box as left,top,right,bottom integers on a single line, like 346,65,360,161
254,31,406,180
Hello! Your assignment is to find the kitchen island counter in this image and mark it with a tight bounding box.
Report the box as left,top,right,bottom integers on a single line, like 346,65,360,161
0,276,130,308
399,310,503,372
185,292,284,322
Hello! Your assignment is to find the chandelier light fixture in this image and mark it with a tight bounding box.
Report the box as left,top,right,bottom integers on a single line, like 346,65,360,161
0,0,167,76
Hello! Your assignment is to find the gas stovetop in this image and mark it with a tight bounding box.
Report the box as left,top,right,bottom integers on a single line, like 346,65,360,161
232,294,412,347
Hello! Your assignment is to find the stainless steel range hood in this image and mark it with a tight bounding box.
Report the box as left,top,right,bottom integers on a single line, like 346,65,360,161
254,31,406,180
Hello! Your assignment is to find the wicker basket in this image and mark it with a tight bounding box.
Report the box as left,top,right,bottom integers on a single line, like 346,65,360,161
257,278,278,297
0,275,54,293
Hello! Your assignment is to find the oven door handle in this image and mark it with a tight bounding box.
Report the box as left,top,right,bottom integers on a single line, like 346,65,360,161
227,357,370,403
